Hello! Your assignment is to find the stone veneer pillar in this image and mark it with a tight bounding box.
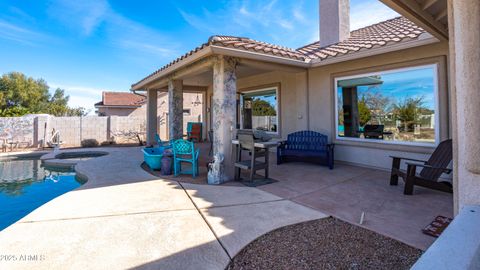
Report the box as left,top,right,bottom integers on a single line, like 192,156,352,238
146,89,158,146
168,79,184,140
449,0,480,211
208,56,237,184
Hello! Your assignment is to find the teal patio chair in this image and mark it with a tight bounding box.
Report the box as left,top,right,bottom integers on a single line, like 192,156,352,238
172,139,200,178
155,134,171,148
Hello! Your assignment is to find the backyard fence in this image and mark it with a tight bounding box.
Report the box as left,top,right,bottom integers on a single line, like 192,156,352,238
0,115,148,148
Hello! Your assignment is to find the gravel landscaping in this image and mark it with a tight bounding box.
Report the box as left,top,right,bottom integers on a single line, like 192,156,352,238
227,217,422,270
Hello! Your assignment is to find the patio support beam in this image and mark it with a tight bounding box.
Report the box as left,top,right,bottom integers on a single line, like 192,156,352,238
208,55,238,184
168,79,184,140
449,0,480,211
146,89,158,146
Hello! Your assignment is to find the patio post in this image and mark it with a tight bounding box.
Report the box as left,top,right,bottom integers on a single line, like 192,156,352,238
168,79,183,140
208,55,238,184
146,89,158,146
449,0,480,211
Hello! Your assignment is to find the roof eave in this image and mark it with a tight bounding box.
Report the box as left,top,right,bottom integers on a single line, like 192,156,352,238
210,45,310,67
131,46,214,91
94,105,144,109
310,35,439,67
131,45,310,91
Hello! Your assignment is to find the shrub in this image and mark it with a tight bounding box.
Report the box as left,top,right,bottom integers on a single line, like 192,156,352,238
100,140,115,146
81,139,99,148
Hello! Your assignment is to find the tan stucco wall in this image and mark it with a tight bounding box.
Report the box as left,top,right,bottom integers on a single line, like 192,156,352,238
157,92,204,141
97,107,145,117
211,41,451,170
448,0,480,211
206,70,308,138
97,93,204,141
236,71,309,138
307,41,450,169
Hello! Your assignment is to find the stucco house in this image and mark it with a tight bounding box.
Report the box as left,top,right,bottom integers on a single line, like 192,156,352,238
131,0,479,220
95,91,205,140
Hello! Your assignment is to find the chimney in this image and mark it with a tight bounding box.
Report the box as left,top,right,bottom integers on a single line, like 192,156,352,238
319,0,350,48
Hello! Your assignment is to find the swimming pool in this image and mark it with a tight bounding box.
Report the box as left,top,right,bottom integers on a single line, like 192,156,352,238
0,154,85,231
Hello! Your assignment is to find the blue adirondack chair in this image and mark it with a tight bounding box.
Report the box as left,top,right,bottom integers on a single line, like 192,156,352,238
172,139,200,177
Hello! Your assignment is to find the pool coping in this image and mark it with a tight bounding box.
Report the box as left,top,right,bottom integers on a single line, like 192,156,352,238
40,150,109,171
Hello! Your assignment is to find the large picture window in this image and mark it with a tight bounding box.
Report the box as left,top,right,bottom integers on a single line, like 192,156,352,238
240,87,279,134
335,65,438,145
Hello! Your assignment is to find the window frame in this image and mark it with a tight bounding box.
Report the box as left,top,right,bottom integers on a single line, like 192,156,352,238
182,108,191,116
333,63,440,147
240,86,280,136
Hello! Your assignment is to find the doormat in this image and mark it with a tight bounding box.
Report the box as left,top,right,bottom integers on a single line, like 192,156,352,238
422,215,453,238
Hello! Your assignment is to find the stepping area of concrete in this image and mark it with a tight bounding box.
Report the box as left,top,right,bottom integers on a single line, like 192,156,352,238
0,147,327,270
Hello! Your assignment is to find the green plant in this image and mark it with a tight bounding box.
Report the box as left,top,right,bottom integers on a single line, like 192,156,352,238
0,72,88,116
252,99,276,116
358,96,371,126
392,97,426,131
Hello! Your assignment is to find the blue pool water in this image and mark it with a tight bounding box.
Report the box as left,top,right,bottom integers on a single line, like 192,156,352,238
0,155,84,231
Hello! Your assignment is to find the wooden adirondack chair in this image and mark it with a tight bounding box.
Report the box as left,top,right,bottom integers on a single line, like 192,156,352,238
390,139,453,195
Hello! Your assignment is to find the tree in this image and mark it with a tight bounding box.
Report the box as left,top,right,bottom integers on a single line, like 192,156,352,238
362,88,391,124
358,96,371,126
252,99,276,116
392,96,427,131
0,72,87,116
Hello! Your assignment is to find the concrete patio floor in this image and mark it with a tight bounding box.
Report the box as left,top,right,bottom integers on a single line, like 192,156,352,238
144,142,452,250
258,158,453,250
0,146,326,270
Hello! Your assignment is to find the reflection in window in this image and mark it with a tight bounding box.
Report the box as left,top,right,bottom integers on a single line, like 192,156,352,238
336,65,437,144
241,88,278,134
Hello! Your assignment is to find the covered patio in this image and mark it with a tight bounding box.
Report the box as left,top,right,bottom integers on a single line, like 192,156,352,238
131,19,457,252
142,141,452,250
133,45,309,184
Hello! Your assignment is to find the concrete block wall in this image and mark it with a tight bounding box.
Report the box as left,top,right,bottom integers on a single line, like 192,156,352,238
48,117,81,146
80,116,109,143
110,116,146,144
0,116,34,147
1,115,149,148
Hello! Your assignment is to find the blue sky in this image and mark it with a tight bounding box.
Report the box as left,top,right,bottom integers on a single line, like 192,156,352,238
338,67,436,111
0,0,398,113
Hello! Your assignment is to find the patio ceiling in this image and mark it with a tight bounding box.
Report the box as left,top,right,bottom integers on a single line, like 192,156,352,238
380,0,448,40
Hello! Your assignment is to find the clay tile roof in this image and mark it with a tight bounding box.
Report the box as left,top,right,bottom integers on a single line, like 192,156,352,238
297,17,427,60
208,35,306,61
96,92,146,107
133,17,429,88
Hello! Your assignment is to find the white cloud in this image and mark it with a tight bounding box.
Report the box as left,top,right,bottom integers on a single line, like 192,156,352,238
47,0,179,60
350,0,400,30
47,0,109,36
50,83,120,115
0,19,51,46
178,0,317,48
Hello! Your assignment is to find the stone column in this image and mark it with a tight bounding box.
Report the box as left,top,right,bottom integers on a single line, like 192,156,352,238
208,56,238,184
146,89,158,146
449,0,480,212
168,79,183,140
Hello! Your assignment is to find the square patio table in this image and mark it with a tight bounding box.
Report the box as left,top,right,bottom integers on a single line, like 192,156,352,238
231,139,279,181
